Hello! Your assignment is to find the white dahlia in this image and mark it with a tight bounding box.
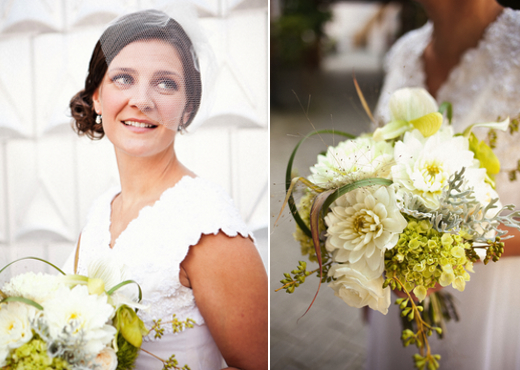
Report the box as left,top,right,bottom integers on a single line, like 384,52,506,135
43,285,116,357
392,127,477,211
309,137,394,189
325,185,407,279
2,272,64,304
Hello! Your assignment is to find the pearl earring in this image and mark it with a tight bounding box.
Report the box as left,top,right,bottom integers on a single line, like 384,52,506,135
96,115,102,124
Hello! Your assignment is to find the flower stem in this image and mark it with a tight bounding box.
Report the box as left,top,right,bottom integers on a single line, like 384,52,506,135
139,348,184,370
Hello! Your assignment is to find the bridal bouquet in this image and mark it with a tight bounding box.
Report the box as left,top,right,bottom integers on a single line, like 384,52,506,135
277,87,520,370
0,257,193,370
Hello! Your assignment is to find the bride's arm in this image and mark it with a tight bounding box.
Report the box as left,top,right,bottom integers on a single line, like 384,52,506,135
499,225,520,257
181,232,268,370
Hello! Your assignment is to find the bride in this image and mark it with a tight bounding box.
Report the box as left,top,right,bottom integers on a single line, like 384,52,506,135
64,9,267,370
369,0,520,369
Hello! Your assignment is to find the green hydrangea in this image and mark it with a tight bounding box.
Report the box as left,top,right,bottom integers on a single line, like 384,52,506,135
293,191,326,263
385,218,472,300
5,337,71,370
115,333,139,370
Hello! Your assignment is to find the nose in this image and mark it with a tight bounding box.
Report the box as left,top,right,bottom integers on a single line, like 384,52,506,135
128,84,155,112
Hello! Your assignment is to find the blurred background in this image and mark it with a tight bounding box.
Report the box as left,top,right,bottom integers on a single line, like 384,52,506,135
270,1,426,369
0,0,268,281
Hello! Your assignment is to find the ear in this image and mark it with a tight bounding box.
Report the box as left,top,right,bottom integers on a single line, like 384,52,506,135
92,87,102,115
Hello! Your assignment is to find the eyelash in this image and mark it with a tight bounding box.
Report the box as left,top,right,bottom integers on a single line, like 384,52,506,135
110,74,178,93
111,74,134,87
156,78,178,92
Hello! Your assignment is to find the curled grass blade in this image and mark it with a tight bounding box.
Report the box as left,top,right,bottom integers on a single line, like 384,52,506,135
284,129,355,237
274,176,323,228
321,178,393,218
298,189,336,319
107,279,143,303
0,257,66,276
1,296,44,311
353,76,375,123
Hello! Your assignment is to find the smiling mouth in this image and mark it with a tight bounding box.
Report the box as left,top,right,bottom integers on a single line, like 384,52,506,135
123,120,158,128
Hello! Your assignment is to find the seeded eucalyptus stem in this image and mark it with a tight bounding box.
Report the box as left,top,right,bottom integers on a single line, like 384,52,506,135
275,261,333,293
138,348,187,370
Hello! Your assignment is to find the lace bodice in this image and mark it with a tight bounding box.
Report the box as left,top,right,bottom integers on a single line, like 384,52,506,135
374,8,520,206
68,176,251,340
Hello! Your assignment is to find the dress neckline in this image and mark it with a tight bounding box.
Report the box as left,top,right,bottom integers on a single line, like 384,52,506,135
107,175,196,249
418,9,508,100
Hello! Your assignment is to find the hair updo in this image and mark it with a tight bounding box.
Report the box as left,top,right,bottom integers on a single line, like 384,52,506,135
70,9,202,139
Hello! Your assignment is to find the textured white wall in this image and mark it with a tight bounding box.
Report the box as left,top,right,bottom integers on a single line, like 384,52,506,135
0,0,268,281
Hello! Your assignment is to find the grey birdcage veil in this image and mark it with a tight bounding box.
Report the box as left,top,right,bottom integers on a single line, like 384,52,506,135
98,9,202,132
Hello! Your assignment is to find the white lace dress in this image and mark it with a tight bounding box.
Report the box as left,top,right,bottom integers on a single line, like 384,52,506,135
64,176,252,370
369,8,520,370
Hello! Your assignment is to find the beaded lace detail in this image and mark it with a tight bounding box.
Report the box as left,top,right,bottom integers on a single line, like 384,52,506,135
75,176,251,341
374,8,520,206
375,8,520,128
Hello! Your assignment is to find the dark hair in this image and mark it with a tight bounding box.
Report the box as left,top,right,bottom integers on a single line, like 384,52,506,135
496,0,520,10
70,10,202,139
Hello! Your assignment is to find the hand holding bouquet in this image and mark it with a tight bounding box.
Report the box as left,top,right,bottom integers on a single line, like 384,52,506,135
277,87,520,370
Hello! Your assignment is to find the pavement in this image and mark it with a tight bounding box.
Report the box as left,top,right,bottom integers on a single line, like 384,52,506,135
269,64,385,370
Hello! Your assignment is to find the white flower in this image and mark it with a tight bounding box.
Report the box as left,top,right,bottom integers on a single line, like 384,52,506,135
388,87,438,122
373,88,441,141
325,186,407,279
2,272,64,304
392,128,476,210
328,264,391,314
63,258,146,311
92,347,118,370
87,258,146,311
309,137,394,189
43,285,116,357
462,166,502,216
87,258,129,292
0,302,36,362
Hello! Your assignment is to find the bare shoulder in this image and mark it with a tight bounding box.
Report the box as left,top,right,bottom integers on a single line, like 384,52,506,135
181,232,268,370
184,232,263,268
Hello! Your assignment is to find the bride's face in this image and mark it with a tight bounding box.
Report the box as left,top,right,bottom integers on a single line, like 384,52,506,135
93,39,189,158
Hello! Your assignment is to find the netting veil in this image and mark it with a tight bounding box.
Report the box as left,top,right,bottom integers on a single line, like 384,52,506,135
98,7,211,132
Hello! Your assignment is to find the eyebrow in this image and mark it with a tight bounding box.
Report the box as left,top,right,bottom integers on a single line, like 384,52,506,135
108,67,181,78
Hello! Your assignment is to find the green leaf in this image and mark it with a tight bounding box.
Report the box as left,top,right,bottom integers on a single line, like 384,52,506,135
438,102,452,124
1,296,44,311
321,178,393,218
298,188,335,319
107,279,143,303
373,120,410,141
285,129,355,237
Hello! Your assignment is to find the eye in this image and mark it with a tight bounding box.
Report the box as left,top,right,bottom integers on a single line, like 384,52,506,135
111,74,134,87
156,78,178,92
